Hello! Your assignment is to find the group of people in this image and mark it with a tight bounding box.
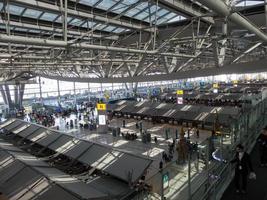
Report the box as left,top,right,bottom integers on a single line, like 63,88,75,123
122,132,138,141
24,112,55,127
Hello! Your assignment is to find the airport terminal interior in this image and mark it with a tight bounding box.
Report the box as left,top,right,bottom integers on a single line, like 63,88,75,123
0,0,267,200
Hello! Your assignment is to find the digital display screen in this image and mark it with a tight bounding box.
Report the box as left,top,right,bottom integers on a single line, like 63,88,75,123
177,97,183,104
98,115,106,125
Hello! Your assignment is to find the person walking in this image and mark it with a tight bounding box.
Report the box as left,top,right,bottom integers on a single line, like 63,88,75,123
258,127,267,166
231,144,254,194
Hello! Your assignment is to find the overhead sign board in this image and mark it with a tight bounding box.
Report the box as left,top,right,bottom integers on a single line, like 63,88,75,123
213,83,218,88
97,103,106,111
176,90,184,95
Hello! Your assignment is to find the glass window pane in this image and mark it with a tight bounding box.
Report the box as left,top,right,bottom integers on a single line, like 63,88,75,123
103,25,116,32
122,0,139,5
23,8,42,18
163,12,176,20
9,5,25,15
81,21,96,28
125,8,140,17
135,2,149,10
149,5,158,13
40,12,59,21
157,9,169,17
167,15,185,23
96,0,117,10
79,0,99,6
236,1,263,6
29,29,41,33
112,27,125,33
134,11,150,20
111,3,129,14
69,18,84,26
156,17,168,25
14,27,28,32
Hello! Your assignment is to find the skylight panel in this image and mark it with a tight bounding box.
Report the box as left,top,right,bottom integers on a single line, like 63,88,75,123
235,1,263,6
79,0,99,6
29,29,41,33
122,0,139,5
40,12,59,21
103,25,116,32
167,15,185,23
124,7,140,17
163,12,177,21
148,5,158,13
113,27,125,33
134,11,150,20
156,17,169,24
135,2,149,10
23,8,42,18
96,0,118,10
110,3,129,14
14,27,28,32
9,5,25,15
157,9,170,17
69,18,84,26
81,21,96,28
0,25,6,29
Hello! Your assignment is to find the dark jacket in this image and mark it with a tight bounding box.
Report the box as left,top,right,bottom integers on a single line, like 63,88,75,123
231,152,253,175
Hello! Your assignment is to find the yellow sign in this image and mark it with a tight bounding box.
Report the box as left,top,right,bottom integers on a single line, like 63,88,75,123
176,90,184,95
97,103,106,111
213,83,218,88
233,80,238,84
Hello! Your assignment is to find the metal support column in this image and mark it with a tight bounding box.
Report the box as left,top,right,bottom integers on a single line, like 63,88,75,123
19,84,25,109
0,85,7,105
111,82,114,99
73,82,76,106
14,84,18,106
88,82,90,102
38,77,43,105
4,84,12,109
57,80,60,102
100,83,103,100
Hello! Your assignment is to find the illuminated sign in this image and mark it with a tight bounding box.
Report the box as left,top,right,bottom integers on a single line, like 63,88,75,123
176,90,184,95
177,97,183,104
97,103,106,111
98,115,106,125
213,89,218,93
213,83,218,88
233,80,238,84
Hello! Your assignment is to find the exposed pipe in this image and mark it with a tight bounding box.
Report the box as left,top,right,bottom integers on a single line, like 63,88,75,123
0,54,141,63
0,34,196,58
197,0,267,43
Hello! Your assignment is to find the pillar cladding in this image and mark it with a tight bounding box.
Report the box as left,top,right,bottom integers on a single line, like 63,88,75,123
19,84,25,109
4,85,12,109
14,85,19,105
0,85,8,105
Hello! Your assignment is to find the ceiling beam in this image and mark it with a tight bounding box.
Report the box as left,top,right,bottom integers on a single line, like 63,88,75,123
157,0,214,24
37,58,267,83
11,0,155,32
0,20,119,40
0,34,196,58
